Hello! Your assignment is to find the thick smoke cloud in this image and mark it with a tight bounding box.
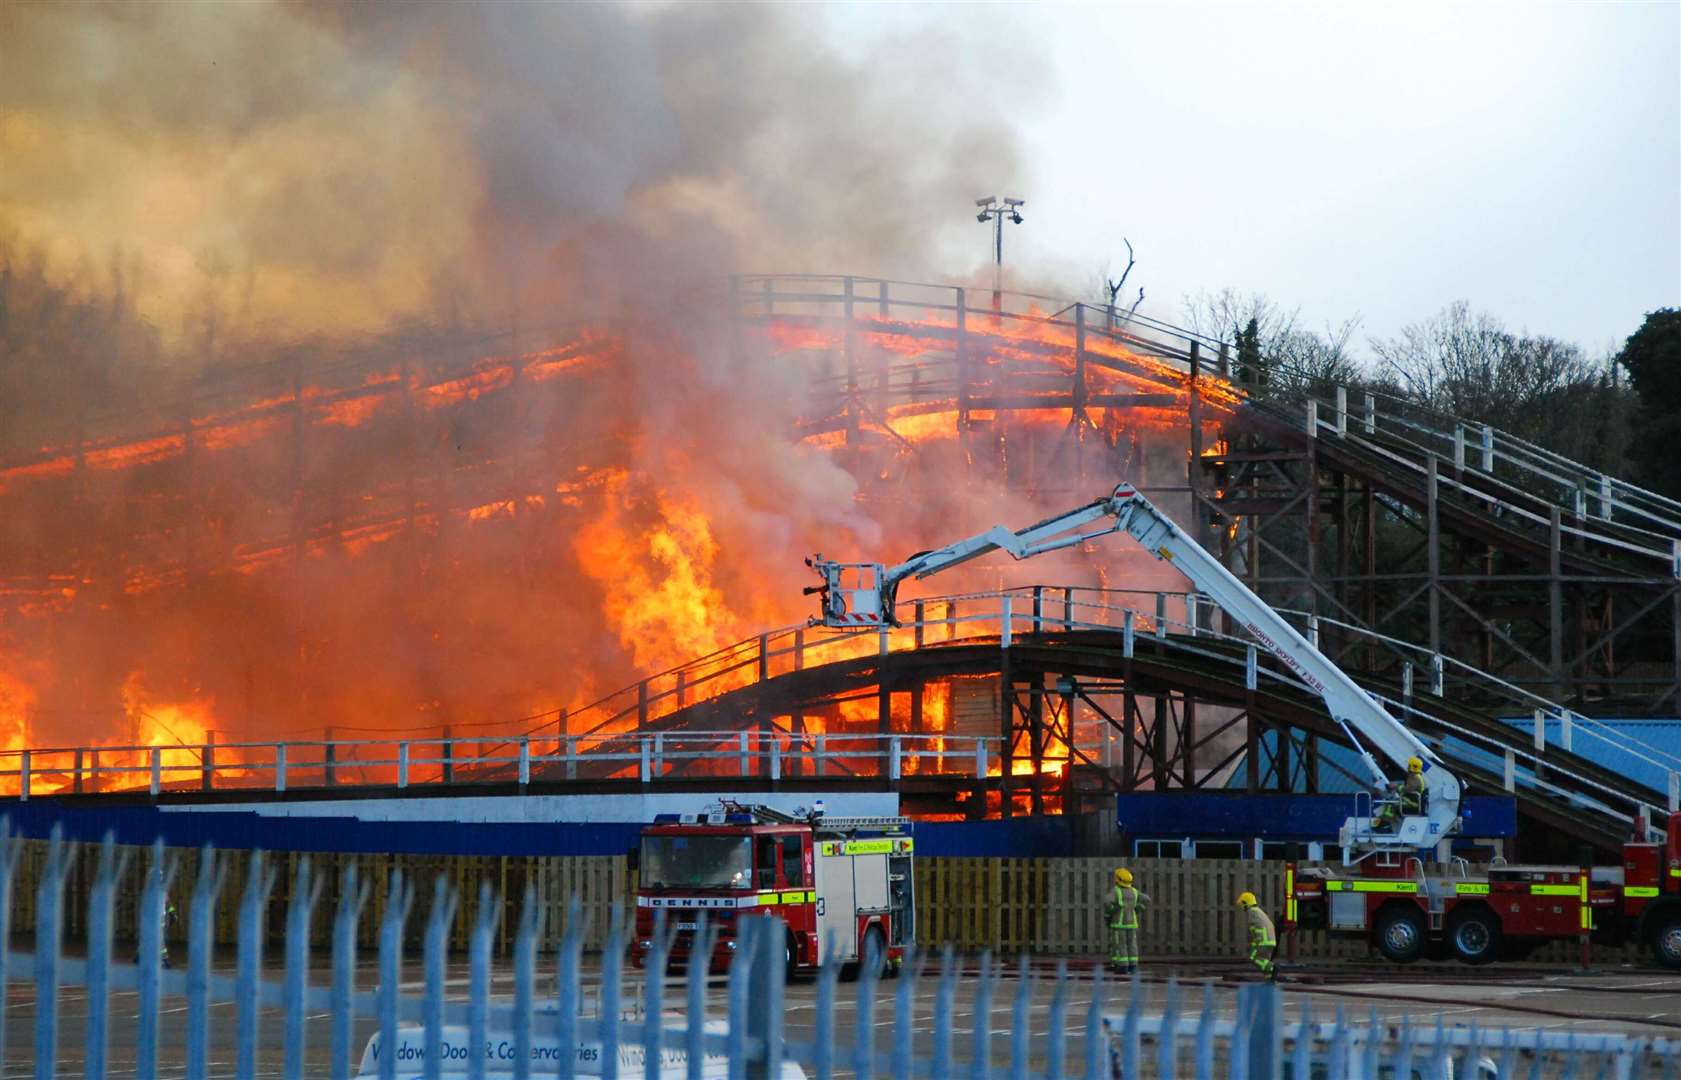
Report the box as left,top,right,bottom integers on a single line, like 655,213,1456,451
1,2,1035,338
0,2,1050,753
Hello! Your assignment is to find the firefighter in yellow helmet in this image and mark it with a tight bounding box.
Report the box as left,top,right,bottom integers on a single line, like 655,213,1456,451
1237,891,1276,978
1105,867,1150,973
1375,757,1427,831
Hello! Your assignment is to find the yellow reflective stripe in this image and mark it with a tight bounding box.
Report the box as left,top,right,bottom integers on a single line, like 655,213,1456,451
820,839,911,855
1625,886,1660,898
1327,880,1417,894
1455,883,1490,895
1285,867,1297,922
1671,868,1681,879
1529,884,1579,896
751,890,817,905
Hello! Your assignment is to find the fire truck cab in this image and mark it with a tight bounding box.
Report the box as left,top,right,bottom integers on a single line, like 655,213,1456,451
632,803,913,977
1287,811,1681,968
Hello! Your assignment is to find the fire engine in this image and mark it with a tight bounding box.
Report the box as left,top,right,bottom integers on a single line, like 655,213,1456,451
631,802,913,977
1284,811,1681,968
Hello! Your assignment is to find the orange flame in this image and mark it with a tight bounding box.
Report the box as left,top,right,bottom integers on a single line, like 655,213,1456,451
574,471,744,673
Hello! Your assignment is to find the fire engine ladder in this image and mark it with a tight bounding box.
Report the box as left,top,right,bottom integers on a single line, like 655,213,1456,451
818,816,911,833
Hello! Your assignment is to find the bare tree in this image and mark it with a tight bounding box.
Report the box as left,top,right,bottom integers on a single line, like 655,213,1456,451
1097,239,1145,329
1371,302,1594,430
1269,316,1365,395
1182,288,1296,346
1368,301,1634,470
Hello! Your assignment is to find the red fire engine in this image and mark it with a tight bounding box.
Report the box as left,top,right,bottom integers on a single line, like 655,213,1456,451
631,802,913,977
1286,811,1681,968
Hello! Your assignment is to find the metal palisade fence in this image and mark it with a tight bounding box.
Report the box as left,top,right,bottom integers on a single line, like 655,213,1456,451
2,826,1677,1079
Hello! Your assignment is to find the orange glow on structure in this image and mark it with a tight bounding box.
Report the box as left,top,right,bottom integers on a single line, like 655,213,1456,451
1,299,1227,820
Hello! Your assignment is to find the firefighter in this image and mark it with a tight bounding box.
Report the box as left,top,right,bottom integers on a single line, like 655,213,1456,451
1237,891,1276,978
158,900,179,969
1374,757,1426,831
1105,868,1149,973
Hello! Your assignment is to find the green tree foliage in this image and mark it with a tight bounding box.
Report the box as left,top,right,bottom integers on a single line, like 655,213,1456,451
1233,316,1263,386
1614,308,1681,498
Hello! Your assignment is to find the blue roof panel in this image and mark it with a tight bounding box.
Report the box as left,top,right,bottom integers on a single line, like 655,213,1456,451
1499,716,1681,798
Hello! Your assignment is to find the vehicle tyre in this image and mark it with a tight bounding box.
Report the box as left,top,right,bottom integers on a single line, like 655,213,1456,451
1651,910,1681,971
1446,907,1501,965
1373,904,1427,964
863,926,888,979
785,931,799,982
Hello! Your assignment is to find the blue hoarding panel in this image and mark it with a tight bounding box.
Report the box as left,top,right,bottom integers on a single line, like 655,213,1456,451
1117,793,1515,840
0,801,1079,858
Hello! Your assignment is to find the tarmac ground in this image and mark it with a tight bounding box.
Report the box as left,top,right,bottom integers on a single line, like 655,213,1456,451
3,953,1677,1078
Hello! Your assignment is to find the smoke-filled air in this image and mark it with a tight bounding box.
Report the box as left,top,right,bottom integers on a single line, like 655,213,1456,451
0,2,1207,782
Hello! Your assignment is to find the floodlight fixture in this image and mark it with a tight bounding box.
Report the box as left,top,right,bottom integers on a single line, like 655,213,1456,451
973,191,1027,295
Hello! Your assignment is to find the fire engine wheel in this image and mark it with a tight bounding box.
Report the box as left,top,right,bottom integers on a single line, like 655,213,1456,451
863,926,889,979
1653,913,1681,971
784,931,798,981
1374,905,1427,963
1446,908,1501,965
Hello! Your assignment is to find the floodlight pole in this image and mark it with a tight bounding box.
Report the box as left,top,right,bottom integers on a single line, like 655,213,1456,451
974,196,1025,313
992,211,1005,289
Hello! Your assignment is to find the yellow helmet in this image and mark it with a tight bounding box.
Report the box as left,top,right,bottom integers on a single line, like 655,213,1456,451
1237,891,1257,908
1407,757,1423,774
1114,868,1133,885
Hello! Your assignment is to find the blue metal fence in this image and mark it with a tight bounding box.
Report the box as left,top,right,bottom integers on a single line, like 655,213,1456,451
3,826,1677,1079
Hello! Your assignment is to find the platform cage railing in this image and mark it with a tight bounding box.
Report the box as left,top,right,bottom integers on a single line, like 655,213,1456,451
3,828,1678,1080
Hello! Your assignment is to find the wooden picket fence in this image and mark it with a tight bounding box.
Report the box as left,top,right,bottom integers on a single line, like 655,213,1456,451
912,857,1367,959
911,858,1641,964
3,841,1642,964
5,841,628,953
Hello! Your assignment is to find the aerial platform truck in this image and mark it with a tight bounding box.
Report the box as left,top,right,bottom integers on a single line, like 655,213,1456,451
807,483,1681,969
632,801,913,977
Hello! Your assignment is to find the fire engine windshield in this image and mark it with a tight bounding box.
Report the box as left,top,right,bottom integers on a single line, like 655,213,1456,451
640,835,752,889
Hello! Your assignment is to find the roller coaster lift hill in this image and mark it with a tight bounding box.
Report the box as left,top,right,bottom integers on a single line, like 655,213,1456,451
808,484,1681,969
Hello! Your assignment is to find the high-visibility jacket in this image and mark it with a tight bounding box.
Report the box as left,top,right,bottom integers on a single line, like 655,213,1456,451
1245,905,1276,947
1399,772,1425,814
1111,885,1150,929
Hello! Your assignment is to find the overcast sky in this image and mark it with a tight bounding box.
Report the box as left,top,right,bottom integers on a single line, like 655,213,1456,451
825,2,1680,357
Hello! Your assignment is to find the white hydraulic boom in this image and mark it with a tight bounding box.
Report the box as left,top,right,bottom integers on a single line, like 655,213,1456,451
806,483,1462,853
